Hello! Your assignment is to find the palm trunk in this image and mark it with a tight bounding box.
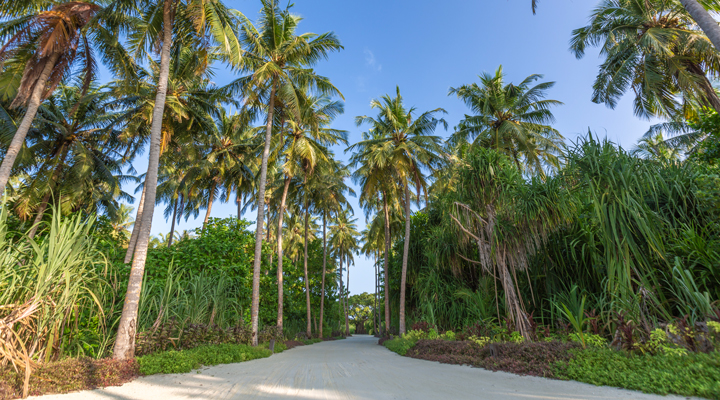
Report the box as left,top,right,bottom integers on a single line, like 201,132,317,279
319,212,327,338
237,189,242,220
113,0,174,360
680,0,720,51
276,176,290,329
28,143,69,239
382,192,391,334
250,77,277,346
338,255,344,336
373,259,378,335
303,202,312,338
203,184,215,229
399,182,411,335
168,196,178,247
0,53,60,195
125,184,147,263
345,256,350,336
267,203,272,268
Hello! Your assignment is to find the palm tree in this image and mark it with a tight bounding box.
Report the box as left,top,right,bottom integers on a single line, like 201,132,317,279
114,0,243,360
448,66,564,176
570,0,720,119
228,0,343,345
631,132,683,164
11,83,132,239
312,161,353,338
0,1,133,195
353,87,446,334
679,0,720,51
330,210,359,336
273,94,346,331
111,204,135,242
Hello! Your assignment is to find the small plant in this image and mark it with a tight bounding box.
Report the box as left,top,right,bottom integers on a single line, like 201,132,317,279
557,295,588,348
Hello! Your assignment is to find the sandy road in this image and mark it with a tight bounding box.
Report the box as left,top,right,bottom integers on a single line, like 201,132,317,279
32,335,693,400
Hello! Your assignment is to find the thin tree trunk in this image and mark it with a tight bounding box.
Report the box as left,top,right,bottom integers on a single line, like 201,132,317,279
399,182,411,335
680,0,720,51
303,202,312,338
28,143,69,239
203,184,215,229
168,196,178,247
338,255,344,336
113,0,173,360
319,212,327,338
125,184,147,263
237,189,242,220
373,259,378,335
276,176,290,329
382,192,391,334
345,256,350,336
267,202,272,268
250,77,277,346
0,53,60,195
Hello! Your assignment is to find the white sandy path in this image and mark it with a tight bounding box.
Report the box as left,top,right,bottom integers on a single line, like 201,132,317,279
31,335,696,400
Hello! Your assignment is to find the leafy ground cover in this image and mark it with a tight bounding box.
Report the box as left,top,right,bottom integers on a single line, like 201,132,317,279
381,323,720,399
0,358,138,400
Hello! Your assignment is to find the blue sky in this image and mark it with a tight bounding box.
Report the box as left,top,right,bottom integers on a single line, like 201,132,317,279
120,0,660,296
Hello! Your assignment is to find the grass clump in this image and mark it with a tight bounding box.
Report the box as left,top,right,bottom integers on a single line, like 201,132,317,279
137,343,271,375
555,348,720,399
384,337,418,356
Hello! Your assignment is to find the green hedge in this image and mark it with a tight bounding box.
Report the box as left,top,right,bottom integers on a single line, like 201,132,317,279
555,348,720,399
384,337,418,356
137,343,272,375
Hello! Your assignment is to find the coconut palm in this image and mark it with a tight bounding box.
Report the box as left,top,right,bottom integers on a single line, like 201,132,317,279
570,0,720,119
312,160,353,338
631,132,683,164
449,66,564,176
114,0,243,359
679,0,720,51
227,0,343,345
11,84,133,239
0,0,136,195
352,87,446,334
273,94,347,330
329,209,359,336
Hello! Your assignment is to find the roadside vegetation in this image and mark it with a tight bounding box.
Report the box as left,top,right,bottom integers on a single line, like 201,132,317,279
1,0,720,399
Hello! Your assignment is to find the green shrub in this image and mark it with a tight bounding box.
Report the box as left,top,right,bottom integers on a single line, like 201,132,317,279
137,343,272,375
555,348,720,398
301,338,322,345
384,337,418,356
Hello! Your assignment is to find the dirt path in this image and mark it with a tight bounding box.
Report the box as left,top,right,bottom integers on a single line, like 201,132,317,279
33,335,693,400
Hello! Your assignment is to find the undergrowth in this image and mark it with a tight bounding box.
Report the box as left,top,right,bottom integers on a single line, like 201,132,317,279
136,343,272,375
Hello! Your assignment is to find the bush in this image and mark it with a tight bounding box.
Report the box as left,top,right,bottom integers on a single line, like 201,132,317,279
0,358,138,399
136,343,271,375
383,337,418,356
555,348,720,398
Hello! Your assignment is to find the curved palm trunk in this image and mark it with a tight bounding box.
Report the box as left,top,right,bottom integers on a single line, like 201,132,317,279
203,184,216,229
382,192,391,334
276,176,290,329
124,184,147,263
113,0,173,360
373,259,378,335
680,0,720,51
303,203,312,338
319,212,327,338
399,182,411,335
267,203,272,268
250,78,277,346
168,196,178,247
0,53,60,196
345,256,350,336
28,143,69,239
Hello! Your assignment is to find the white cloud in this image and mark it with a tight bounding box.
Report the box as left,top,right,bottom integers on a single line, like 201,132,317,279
364,48,382,71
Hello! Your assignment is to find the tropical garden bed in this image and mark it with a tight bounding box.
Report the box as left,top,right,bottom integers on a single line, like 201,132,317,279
381,322,720,399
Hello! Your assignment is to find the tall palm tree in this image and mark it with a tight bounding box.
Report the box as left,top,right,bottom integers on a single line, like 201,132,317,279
312,160,353,338
353,87,446,334
448,66,564,176
0,0,136,195
329,210,359,336
228,0,343,344
571,0,720,119
273,94,346,331
114,0,243,360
